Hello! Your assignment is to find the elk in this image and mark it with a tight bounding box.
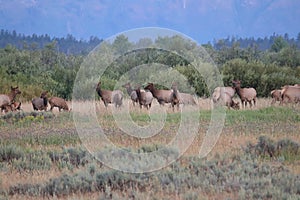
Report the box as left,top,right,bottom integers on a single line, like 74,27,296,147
222,92,240,110
171,83,197,106
96,81,123,108
270,89,282,105
0,86,21,113
280,85,300,105
1,101,22,113
32,91,48,111
144,83,178,111
49,97,70,111
232,80,257,108
122,82,138,106
212,86,235,103
135,86,153,109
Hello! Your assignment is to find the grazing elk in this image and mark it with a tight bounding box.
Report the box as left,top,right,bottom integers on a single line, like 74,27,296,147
135,86,153,109
96,81,123,108
212,87,235,103
280,85,300,105
122,83,138,106
222,92,240,110
144,83,178,111
270,89,282,105
32,91,48,111
171,83,197,106
232,80,257,108
0,86,21,113
1,101,22,113
49,97,70,111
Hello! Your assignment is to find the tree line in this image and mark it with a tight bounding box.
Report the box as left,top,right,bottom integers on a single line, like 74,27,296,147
0,31,300,101
0,29,101,55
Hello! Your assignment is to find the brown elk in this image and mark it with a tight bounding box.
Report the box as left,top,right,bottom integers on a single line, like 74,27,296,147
122,83,138,106
49,97,70,111
144,83,178,111
135,86,153,109
280,85,300,105
232,80,257,108
96,81,123,108
0,86,21,113
32,91,48,111
1,101,22,113
270,89,282,105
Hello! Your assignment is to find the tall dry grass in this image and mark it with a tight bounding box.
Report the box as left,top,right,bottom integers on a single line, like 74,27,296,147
16,97,277,114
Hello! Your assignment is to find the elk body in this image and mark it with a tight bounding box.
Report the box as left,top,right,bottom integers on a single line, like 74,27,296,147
0,86,21,113
135,87,153,109
122,83,138,106
232,80,257,108
144,83,178,111
212,87,235,103
280,85,300,104
1,101,22,113
32,91,48,111
222,92,240,109
270,89,282,105
96,82,123,108
212,87,239,109
49,97,69,111
171,84,197,106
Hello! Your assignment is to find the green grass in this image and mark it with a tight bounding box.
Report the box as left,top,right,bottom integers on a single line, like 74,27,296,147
0,106,300,199
225,106,300,125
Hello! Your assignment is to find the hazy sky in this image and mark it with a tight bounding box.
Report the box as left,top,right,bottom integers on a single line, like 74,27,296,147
0,0,299,43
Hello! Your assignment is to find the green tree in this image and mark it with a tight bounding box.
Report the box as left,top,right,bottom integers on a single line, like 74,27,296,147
271,36,288,52
112,35,133,55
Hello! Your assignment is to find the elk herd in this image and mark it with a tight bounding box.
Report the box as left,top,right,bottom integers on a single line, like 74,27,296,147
1,80,300,114
0,88,70,114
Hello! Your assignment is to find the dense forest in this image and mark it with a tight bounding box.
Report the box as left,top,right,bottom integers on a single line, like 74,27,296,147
0,30,300,101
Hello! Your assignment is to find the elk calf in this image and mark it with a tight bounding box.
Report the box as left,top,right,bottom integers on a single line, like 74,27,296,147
122,83,138,106
270,89,282,105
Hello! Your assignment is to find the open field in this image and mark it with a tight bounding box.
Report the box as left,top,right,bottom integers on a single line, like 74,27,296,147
0,98,300,199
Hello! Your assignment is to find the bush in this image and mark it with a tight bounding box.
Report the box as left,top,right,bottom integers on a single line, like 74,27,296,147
244,136,300,161
0,144,24,163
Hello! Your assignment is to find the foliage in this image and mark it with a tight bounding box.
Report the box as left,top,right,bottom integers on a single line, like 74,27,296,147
1,31,300,100
6,151,300,199
244,136,300,162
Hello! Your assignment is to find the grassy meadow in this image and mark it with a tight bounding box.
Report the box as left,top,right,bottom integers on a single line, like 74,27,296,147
0,98,300,199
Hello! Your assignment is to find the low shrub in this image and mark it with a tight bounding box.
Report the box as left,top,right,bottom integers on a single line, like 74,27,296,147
244,136,300,161
0,144,24,163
